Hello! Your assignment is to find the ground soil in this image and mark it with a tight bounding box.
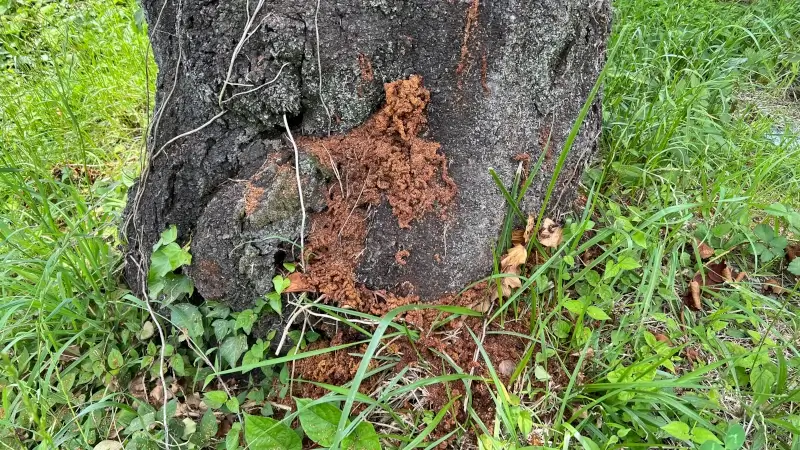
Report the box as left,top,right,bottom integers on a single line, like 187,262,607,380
285,77,556,445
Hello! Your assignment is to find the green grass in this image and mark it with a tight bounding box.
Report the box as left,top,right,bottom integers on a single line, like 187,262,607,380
1,0,800,448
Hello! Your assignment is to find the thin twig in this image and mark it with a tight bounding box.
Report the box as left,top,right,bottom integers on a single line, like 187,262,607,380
221,62,289,104
282,114,306,270
151,110,228,160
314,0,331,134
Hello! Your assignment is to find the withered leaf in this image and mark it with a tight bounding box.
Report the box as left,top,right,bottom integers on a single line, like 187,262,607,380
501,244,528,268
688,279,701,311
498,360,516,377
282,272,315,293
765,279,785,295
523,215,536,244
695,239,714,259
538,218,563,249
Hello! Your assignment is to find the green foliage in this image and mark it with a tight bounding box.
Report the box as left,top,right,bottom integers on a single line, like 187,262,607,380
244,414,301,450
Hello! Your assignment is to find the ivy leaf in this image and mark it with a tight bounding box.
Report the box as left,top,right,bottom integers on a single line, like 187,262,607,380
661,421,692,441
149,243,191,279
295,398,342,447
212,319,234,342
154,225,178,249
266,292,282,315
244,414,301,450
170,304,204,338
272,275,291,295
235,309,257,335
220,334,248,368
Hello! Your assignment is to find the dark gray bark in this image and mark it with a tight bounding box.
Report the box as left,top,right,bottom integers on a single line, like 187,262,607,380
123,0,610,308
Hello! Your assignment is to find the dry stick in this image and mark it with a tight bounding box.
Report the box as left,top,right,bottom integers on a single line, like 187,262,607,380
151,110,228,160
221,62,289,104
314,0,331,134
282,114,307,271
218,0,266,108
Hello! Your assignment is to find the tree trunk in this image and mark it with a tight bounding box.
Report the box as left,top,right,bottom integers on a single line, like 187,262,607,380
123,0,610,310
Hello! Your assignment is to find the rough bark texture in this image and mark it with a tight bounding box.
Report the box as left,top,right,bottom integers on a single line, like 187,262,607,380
124,0,610,309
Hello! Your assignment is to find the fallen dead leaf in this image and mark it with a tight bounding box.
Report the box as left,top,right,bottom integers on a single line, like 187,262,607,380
689,280,701,311
654,333,672,345
787,244,800,262
58,345,81,363
523,215,535,244
695,239,715,259
283,272,315,293
765,279,785,295
735,271,747,282
722,265,733,283
501,244,527,268
538,218,563,249
498,360,516,377
511,229,525,246
130,374,147,403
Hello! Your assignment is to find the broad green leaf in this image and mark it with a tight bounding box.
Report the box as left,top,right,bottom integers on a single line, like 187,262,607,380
691,427,720,445
267,292,282,315
272,275,291,295
754,224,773,242
615,256,641,271
204,391,227,409
149,242,191,279
517,409,533,437
220,334,248,368
235,309,257,335
343,420,380,450
170,304,204,338
226,422,242,450
661,421,691,441
295,398,342,447
156,225,178,248
197,409,218,441
534,365,551,381
724,423,745,450
107,348,123,370
213,319,234,342
226,396,240,413
788,258,800,276
563,299,585,315
244,414,301,450
586,306,610,321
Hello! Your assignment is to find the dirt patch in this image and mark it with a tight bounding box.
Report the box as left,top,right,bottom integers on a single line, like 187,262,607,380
300,75,455,311
288,76,544,445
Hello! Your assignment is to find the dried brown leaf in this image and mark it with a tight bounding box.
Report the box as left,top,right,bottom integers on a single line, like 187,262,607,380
765,279,785,295
722,266,733,283
695,240,714,259
283,272,315,293
501,244,528,268
735,271,747,282
538,218,563,248
498,360,516,377
654,333,671,345
524,215,536,244
130,374,147,402
689,279,701,310
511,230,525,246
